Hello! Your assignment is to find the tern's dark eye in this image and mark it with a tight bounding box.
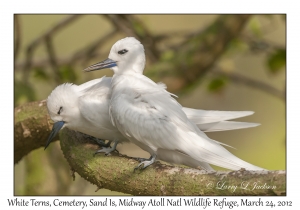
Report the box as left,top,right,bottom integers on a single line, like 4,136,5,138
118,49,128,55
57,106,63,115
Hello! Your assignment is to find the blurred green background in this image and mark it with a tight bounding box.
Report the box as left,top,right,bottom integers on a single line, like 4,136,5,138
14,14,286,195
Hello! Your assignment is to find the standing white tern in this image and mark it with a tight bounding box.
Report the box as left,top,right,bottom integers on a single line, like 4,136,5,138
81,37,264,171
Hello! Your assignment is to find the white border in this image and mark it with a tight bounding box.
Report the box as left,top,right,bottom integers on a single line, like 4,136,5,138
2,0,299,209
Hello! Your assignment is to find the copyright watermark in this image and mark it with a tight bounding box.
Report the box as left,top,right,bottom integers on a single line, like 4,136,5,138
206,181,276,193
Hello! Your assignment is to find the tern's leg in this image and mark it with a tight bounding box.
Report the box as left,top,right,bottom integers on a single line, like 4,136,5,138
85,134,111,147
94,140,118,156
134,154,157,170
133,157,152,162
93,138,112,148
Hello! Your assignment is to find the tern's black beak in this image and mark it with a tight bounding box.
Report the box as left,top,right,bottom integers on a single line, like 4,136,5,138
83,58,117,72
44,121,65,150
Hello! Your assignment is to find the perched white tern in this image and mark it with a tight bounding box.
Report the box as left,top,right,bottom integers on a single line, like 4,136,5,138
46,76,258,171
81,37,264,171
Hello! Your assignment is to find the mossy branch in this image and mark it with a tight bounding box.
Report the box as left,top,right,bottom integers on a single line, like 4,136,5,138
14,101,286,195
14,100,58,164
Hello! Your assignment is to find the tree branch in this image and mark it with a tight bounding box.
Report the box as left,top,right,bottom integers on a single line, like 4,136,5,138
211,68,285,100
14,30,118,71
59,128,285,196
21,15,81,83
145,15,252,92
14,101,286,195
71,29,118,67
45,35,62,84
14,15,21,66
14,100,59,164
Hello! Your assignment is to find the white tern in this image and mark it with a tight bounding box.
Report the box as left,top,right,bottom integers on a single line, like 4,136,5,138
82,37,265,171
46,76,258,171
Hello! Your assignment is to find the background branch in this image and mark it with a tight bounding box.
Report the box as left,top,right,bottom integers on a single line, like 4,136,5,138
144,15,252,92
14,15,21,66
21,15,81,83
73,29,118,67
14,30,117,71
45,35,61,84
211,68,285,100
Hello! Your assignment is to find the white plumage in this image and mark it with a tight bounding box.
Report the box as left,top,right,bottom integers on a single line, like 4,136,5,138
83,37,265,171
46,75,259,171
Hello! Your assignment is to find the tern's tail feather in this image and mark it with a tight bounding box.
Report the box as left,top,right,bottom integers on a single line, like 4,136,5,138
197,121,260,132
177,130,264,171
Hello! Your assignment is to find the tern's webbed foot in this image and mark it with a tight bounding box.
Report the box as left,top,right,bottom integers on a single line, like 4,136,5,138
94,141,118,156
134,155,156,171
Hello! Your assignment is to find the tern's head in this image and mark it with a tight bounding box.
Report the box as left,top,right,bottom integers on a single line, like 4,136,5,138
45,83,80,149
83,37,145,74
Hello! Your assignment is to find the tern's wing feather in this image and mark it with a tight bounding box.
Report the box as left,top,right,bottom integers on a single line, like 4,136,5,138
78,76,112,126
77,76,109,91
110,74,264,170
182,107,254,124
157,149,214,171
110,74,198,149
79,93,111,128
159,83,259,132
197,121,260,132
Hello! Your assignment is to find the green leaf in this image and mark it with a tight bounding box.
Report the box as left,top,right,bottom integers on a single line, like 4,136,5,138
248,17,262,38
33,67,49,81
227,38,248,53
160,50,175,62
208,77,227,92
267,49,286,73
132,21,145,37
59,65,77,82
14,81,36,106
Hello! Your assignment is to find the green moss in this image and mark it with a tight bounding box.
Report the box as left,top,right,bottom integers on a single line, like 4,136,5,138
15,101,48,123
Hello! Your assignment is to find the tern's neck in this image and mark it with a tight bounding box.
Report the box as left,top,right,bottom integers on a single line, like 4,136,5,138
113,67,144,75
113,57,145,75
111,72,155,94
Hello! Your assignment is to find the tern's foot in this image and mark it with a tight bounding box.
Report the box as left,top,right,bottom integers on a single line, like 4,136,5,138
93,141,118,156
134,155,156,171
94,147,115,156
133,157,152,162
